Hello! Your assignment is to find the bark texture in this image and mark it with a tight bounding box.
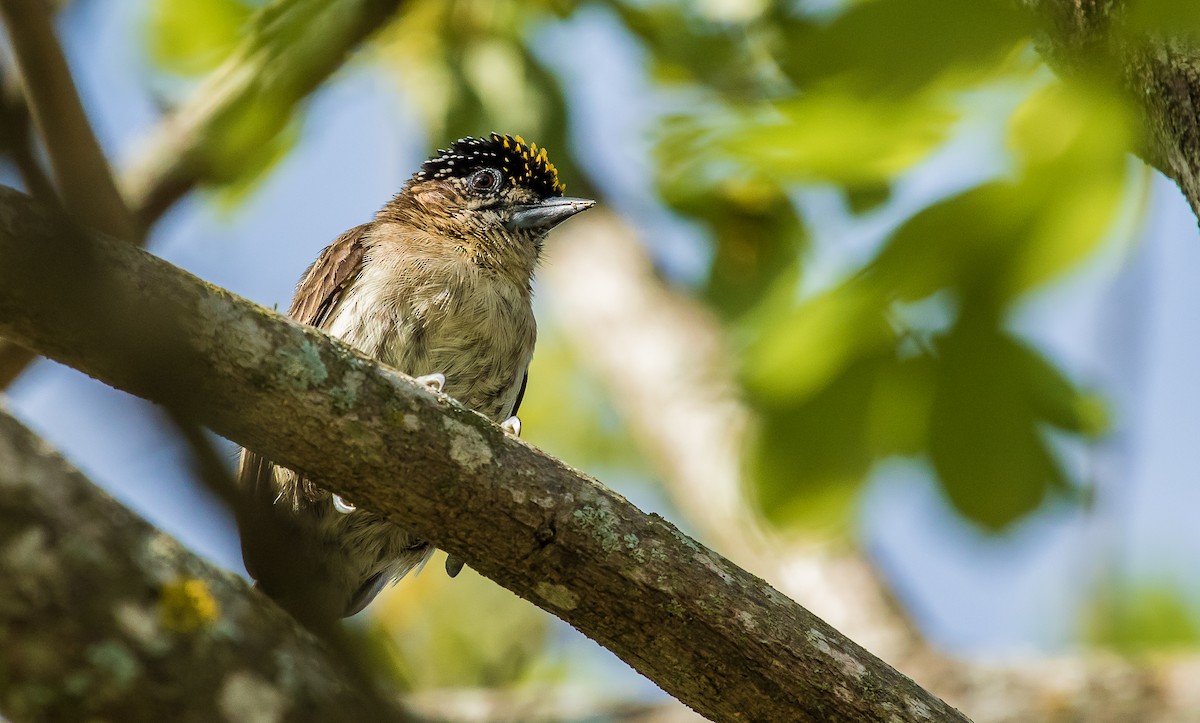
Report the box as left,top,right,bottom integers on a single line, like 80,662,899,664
0,0,407,388
0,408,399,722
0,185,967,722
1033,0,1200,219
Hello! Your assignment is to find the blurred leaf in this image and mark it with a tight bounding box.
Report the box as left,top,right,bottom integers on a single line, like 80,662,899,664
774,0,1032,95
844,183,892,215
742,79,1128,534
751,355,884,531
750,350,937,530
520,326,649,472
927,303,1078,530
870,80,1132,305
744,279,893,403
1126,0,1200,35
1005,81,1134,294
369,564,558,690
148,0,251,76
867,354,935,456
141,0,412,197
870,184,1021,303
607,1,770,99
377,0,593,196
1085,583,1200,653
211,115,302,207
674,89,960,187
659,172,805,318
1011,337,1109,436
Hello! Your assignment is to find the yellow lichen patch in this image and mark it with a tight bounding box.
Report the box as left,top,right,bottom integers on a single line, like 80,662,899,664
160,578,220,632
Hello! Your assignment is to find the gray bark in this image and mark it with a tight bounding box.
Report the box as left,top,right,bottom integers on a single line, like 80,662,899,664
1032,0,1200,220
0,407,400,722
0,185,968,722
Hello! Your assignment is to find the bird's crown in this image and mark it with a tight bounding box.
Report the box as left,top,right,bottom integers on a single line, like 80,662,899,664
413,133,565,198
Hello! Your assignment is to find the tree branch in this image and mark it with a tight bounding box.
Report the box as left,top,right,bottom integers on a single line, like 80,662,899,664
0,405,406,721
0,68,57,204
0,0,137,241
120,0,406,230
0,0,407,389
0,184,968,722
1029,0,1200,222
540,210,1200,723
540,212,925,657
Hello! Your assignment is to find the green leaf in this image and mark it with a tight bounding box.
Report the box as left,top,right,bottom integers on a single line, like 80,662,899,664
210,114,302,207
1125,0,1200,35
608,2,766,98
844,183,893,215
750,355,883,532
775,0,1033,95
147,0,251,76
1085,583,1200,653
1010,339,1109,436
659,173,806,319
750,349,938,532
743,279,894,404
711,90,960,186
927,305,1071,530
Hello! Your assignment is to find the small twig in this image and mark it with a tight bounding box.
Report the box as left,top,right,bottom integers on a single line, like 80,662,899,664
0,0,137,242
0,68,57,202
121,0,408,230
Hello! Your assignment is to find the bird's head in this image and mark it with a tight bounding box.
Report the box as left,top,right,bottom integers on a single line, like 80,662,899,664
391,134,594,257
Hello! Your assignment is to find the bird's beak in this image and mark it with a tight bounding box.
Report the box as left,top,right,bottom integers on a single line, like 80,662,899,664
506,197,596,232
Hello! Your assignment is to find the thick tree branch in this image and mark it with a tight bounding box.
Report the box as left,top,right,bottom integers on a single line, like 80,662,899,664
0,0,406,389
0,185,968,722
0,406,404,722
1030,0,1200,221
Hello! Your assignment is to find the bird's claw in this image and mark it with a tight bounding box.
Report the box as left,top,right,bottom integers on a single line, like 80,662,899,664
332,494,357,514
416,372,446,393
500,415,521,437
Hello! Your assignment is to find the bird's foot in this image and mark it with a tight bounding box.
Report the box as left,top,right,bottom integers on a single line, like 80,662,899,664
445,555,465,578
332,494,357,514
415,372,446,393
500,415,522,437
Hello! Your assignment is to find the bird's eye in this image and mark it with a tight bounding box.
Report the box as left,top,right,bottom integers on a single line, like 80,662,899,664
469,168,502,194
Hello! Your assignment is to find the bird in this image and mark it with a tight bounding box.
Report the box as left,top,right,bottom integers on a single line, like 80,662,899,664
235,133,594,628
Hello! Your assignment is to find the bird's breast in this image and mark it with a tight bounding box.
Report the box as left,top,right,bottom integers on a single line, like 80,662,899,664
325,257,535,421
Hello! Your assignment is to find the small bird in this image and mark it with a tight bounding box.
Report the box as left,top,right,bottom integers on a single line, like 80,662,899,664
235,134,593,628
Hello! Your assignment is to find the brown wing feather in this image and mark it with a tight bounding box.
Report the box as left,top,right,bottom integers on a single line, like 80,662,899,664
288,223,370,328
237,223,371,622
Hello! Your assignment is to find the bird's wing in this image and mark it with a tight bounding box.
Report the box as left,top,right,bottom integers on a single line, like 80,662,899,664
237,224,371,621
240,222,370,505
509,369,529,418
288,223,370,329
